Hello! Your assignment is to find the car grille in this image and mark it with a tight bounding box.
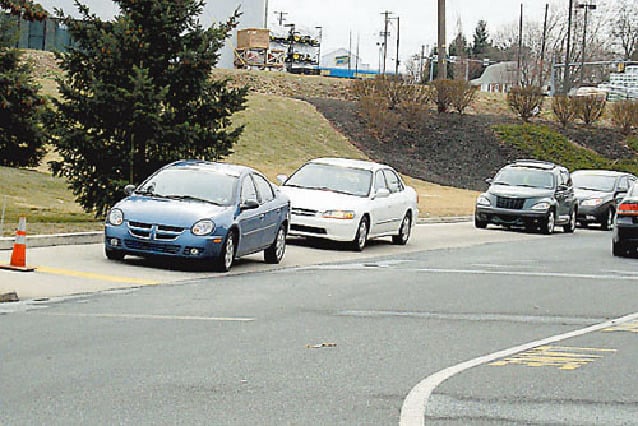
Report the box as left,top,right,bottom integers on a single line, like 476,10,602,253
291,208,319,217
124,240,181,254
128,221,185,241
290,224,327,234
496,196,525,210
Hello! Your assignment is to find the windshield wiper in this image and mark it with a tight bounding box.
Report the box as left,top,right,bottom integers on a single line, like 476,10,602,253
493,181,510,186
576,186,601,191
162,194,222,205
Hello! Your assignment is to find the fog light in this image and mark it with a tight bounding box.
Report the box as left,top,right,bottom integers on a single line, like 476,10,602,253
189,248,200,255
110,238,119,247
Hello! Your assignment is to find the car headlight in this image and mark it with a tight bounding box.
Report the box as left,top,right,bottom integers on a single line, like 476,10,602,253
476,195,491,207
322,210,355,219
581,198,603,206
531,202,551,210
108,208,123,226
192,219,215,236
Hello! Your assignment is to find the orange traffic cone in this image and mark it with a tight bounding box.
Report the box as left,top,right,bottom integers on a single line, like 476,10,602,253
1,217,35,272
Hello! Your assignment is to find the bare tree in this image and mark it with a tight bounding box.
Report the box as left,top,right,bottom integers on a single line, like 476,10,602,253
605,0,638,60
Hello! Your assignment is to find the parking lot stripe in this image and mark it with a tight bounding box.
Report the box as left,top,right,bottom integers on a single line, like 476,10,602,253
400,311,638,426
31,312,254,322
36,266,159,285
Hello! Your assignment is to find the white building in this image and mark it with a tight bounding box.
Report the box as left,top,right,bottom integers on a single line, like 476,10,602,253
321,48,370,71
609,65,638,100
471,61,518,93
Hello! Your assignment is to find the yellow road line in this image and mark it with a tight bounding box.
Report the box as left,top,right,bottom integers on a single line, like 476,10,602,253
36,266,159,285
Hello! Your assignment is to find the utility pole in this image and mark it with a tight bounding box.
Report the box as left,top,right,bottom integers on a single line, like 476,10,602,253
391,16,400,76
540,3,549,88
381,10,392,74
264,0,268,27
577,1,597,87
563,0,574,94
516,3,523,87
437,0,446,79
420,44,425,82
273,10,287,26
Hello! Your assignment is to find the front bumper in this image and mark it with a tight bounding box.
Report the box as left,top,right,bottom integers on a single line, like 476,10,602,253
288,214,358,241
105,224,225,259
475,206,549,225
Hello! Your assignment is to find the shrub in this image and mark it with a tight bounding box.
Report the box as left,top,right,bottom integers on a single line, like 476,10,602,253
507,86,544,122
573,95,606,126
430,79,455,113
609,100,638,134
551,95,576,128
448,80,478,115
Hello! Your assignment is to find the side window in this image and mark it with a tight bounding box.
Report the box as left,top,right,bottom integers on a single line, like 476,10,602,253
241,176,258,203
253,174,275,203
383,169,402,193
374,171,388,192
618,176,629,191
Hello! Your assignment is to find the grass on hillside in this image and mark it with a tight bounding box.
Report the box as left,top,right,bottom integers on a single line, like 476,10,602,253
1,92,480,236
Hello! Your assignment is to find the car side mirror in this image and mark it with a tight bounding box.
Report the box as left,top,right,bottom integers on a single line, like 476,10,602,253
557,184,568,191
485,178,493,185
240,200,260,211
374,188,390,199
276,175,288,185
124,184,136,196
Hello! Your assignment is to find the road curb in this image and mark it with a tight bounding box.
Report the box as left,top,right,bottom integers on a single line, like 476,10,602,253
0,232,104,250
0,217,473,250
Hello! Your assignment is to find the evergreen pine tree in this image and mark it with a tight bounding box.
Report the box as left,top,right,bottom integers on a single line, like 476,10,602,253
50,0,248,216
472,19,489,56
0,0,48,167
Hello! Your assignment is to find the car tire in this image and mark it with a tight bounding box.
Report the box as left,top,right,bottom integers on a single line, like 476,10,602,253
392,213,412,245
352,217,369,251
564,209,576,233
105,248,125,261
601,208,614,231
612,240,626,257
474,216,487,229
264,225,287,264
542,211,555,235
215,230,236,272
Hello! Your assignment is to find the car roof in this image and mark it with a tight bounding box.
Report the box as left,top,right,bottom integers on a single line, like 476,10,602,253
168,160,253,177
508,159,557,170
572,170,630,177
308,157,388,171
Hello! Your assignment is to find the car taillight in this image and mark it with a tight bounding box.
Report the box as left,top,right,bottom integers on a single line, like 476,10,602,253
618,203,638,216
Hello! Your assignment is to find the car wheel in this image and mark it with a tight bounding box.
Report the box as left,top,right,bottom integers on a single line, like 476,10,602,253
392,213,412,245
474,216,487,229
564,209,576,233
264,225,287,264
352,217,369,251
601,208,614,231
612,241,626,257
215,231,236,272
105,248,125,261
542,211,555,235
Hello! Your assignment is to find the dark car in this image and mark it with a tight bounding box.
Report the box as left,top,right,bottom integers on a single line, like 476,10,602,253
612,183,638,257
572,170,636,230
105,160,290,272
474,159,577,234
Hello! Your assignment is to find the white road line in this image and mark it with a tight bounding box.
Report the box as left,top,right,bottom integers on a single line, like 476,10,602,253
30,312,254,322
399,311,638,426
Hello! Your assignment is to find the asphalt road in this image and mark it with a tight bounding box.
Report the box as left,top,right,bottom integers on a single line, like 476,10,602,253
2,225,638,425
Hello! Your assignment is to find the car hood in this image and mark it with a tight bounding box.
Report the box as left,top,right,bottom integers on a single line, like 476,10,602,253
115,196,233,226
280,186,367,210
574,189,610,201
488,185,554,198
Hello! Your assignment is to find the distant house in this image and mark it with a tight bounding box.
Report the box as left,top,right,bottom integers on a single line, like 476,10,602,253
471,61,518,93
321,48,369,71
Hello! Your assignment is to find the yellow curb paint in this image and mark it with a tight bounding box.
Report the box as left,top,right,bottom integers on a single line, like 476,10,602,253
36,266,159,285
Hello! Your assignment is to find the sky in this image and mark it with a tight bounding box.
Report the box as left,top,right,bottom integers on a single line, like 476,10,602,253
38,0,554,70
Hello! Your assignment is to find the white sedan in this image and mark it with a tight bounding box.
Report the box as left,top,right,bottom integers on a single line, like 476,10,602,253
278,158,418,251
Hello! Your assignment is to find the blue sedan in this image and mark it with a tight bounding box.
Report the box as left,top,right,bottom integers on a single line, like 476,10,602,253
105,160,290,272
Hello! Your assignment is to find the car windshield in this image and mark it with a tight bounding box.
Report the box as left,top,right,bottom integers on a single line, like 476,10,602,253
494,168,554,189
285,163,373,197
572,174,617,192
137,167,238,205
